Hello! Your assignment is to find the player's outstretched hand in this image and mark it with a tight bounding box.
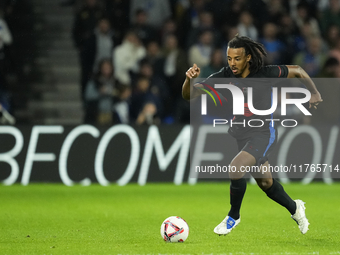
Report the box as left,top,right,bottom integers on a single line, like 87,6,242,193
309,92,323,109
186,64,201,79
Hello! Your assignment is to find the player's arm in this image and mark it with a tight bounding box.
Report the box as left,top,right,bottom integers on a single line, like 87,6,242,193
182,64,204,101
286,65,323,109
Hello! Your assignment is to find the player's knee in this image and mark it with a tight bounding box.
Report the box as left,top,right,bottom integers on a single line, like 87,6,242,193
229,171,244,180
228,163,246,179
256,178,273,191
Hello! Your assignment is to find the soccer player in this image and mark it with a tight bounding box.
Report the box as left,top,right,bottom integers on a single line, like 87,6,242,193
182,35,323,235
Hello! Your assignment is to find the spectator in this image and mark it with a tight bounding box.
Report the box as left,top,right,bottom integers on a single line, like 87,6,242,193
293,36,327,77
0,83,11,114
266,0,288,25
84,59,116,125
72,0,104,98
112,83,132,124
172,0,190,24
186,11,221,49
260,23,285,65
130,0,171,29
224,0,248,28
277,13,303,63
160,18,178,46
287,0,318,21
205,0,233,29
178,0,206,48
221,26,239,54
72,0,103,47
0,15,12,112
236,11,258,41
247,0,269,29
131,9,156,45
294,2,321,37
188,30,214,67
0,13,12,60
0,15,12,79
320,0,340,35
104,0,130,45
143,40,163,74
329,38,340,64
199,48,225,78
325,24,340,49
130,76,161,125
298,22,319,53
113,30,146,84
136,60,169,105
285,0,299,20
161,34,188,117
318,57,340,77
93,18,115,71
317,0,330,12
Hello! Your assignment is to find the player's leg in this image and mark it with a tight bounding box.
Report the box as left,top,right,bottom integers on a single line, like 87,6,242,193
254,161,296,214
214,151,255,235
245,132,297,215
254,162,309,234
227,151,256,220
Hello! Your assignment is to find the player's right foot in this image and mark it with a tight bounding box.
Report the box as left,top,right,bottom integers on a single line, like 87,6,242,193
291,199,309,234
214,216,240,235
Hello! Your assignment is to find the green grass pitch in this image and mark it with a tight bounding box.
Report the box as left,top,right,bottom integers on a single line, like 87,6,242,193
0,182,339,255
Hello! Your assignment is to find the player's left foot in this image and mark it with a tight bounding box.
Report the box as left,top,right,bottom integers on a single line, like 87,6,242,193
214,216,240,235
291,199,309,234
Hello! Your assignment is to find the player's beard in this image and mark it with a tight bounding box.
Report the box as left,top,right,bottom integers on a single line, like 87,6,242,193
235,63,249,78
234,72,242,78
234,68,244,78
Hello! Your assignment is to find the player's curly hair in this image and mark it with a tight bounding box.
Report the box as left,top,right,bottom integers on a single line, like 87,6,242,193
228,35,267,74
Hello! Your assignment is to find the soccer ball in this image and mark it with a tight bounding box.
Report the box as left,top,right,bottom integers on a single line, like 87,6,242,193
160,216,189,242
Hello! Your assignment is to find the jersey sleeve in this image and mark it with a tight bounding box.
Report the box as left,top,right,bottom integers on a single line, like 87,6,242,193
262,65,289,78
193,67,231,105
193,67,226,92
197,67,227,85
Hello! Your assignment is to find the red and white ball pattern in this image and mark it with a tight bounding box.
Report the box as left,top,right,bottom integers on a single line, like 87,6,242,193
160,216,189,242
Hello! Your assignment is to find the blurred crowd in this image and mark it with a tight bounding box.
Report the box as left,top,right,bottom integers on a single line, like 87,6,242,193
69,0,340,126
0,0,16,124
1,0,340,125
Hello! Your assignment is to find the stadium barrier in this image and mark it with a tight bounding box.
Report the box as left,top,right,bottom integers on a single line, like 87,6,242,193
0,124,339,186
